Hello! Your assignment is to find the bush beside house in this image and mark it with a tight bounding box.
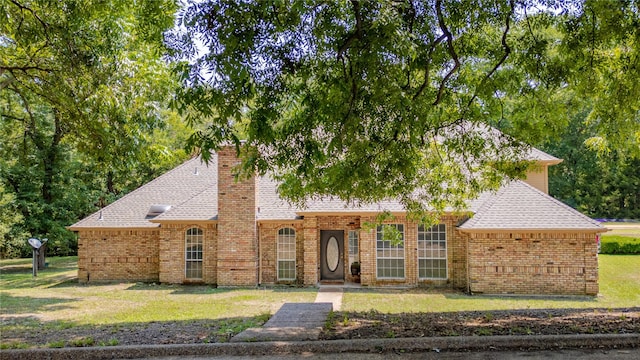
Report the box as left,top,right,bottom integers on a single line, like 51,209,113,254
600,236,640,254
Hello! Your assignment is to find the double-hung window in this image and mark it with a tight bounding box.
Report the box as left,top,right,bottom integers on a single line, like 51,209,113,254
185,227,203,279
376,224,404,279
348,230,359,266
277,228,296,281
418,224,447,279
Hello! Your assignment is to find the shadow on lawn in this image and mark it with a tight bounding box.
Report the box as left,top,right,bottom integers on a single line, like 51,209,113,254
125,282,319,296
0,293,77,315
345,287,598,303
0,259,78,290
125,282,235,294
443,292,598,303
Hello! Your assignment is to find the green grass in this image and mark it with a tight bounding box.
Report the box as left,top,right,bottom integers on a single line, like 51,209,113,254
2,255,638,346
342,255,640,313
0,256,316,327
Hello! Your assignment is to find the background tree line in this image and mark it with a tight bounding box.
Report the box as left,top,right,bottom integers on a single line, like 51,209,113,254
0,0,189,257
2,0,639,258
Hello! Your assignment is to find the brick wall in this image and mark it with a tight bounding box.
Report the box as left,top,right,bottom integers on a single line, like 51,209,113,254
259,214,469,288
303,216,318,285
358,215,468,288
258,222,304,284
77,229,160,282
216,146,258,286
467,232,599,295
158,222,217,284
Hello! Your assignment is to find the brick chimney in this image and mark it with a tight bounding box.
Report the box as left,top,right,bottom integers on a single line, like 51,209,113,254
216,145,258,286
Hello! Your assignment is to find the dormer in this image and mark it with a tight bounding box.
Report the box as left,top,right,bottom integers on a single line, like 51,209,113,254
523,148,563,194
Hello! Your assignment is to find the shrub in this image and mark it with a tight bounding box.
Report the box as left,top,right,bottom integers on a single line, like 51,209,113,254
600,236,640,254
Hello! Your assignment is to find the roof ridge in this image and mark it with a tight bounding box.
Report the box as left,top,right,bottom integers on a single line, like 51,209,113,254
515,180,601,227
73,155,203,225
154,182,217,220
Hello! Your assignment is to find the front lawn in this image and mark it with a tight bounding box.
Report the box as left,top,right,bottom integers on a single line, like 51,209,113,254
0,257,315,348
1,255,638,348
341,255,640,312
0,257,315,325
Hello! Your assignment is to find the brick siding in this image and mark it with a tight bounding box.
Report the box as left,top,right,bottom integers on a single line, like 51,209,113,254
75,148,598,295
358,215,468,288
77,229,160,282
467,232,599,295
260,214,470,289
216,147,258,286
159,222,217,284
258,222,304,285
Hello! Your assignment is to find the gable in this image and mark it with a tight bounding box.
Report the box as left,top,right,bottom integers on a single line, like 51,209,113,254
459,181,604,232
69,155,218,229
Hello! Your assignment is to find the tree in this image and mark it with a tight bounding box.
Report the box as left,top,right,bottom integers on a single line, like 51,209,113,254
168,0,639,217
0,0,182,256
543,108,640,219
0,183,25,258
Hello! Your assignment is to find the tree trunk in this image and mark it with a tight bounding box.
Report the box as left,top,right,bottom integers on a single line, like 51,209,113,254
40,111,63,203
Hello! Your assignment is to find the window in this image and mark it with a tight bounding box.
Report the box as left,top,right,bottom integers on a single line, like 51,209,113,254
348,230,359,266
376,224,404,279
185,227,203,279
418,224,447,279
277,227,296,281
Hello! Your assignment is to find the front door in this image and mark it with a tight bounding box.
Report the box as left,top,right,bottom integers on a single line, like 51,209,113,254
320,230,344,281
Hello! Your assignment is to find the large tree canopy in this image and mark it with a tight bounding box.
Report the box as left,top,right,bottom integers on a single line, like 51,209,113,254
0,0,183,256
169,0,639,216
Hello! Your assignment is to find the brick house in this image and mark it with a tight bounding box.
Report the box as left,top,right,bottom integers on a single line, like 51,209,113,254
69,146,605,295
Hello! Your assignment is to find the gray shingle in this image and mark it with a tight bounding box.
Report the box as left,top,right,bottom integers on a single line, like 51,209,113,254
68,155,217,229
528,147,562,163
70,149,599,232
459,180,603,231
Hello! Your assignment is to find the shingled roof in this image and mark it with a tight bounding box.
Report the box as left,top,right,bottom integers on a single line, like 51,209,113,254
69,147,599,232
459,180,604,232
68,155,218,229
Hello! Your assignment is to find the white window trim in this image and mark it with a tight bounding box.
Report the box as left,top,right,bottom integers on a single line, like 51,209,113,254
375,224,405,280
185,227,203,279
348,230,359,264
417,224,448,280
277,227,296,281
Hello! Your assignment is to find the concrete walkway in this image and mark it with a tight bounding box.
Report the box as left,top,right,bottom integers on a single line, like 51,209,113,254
315,286,343,310
230,286,344,342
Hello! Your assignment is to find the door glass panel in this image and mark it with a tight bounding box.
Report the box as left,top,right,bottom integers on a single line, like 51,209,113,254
326,236,339,272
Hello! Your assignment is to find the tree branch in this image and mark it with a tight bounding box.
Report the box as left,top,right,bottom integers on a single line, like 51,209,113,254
433,0,460,106
1,65,55,73
9,0,50,34
413,34,446,100
522,5,542,78
401,0,417,90
8,83,42,149
337,0,362,61
466,0,514,108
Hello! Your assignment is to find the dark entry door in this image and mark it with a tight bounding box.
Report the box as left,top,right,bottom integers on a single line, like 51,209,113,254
320,230,344,281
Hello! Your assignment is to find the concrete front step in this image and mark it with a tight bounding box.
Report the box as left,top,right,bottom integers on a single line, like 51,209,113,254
230,303,333,343
230,327,323,342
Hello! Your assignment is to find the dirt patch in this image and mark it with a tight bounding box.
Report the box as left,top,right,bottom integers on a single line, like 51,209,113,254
0,317,266,348
321,307,640,340
2,307,638,349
